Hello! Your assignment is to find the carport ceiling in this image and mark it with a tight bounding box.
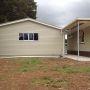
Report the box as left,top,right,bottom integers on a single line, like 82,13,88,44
63,18,90,31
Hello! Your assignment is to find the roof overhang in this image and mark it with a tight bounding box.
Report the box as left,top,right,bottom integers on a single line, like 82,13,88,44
63,18,90,31
0,18,61,30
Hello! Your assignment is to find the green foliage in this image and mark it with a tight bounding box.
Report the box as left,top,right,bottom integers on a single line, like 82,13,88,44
52,66,90,73
17,58,42,72
32,76,54,86
16,58,90,73
31,76,68,89
0,0,37,23
30,58,42,65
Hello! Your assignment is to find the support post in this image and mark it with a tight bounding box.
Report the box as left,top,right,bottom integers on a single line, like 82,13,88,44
61,29,65,57
77,21,80,59
63,30,65,57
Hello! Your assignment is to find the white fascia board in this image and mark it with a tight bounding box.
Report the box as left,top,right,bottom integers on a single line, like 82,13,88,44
0,18,61,30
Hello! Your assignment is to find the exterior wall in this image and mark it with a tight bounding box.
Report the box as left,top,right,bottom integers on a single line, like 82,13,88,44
0,21,63,56
67,27,90,57
80,28,90,51
67,32,77,51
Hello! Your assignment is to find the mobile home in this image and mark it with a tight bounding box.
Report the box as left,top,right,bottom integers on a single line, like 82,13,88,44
0,18,64,57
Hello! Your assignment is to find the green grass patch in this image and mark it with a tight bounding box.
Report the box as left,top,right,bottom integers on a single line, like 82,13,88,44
15,58,90,73
52,66,90,73
31,76,68,88
17,58,42,72
32,76,53,86
17,58,41,65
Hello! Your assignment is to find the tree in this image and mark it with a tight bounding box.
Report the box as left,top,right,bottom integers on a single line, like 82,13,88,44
0,0,37,23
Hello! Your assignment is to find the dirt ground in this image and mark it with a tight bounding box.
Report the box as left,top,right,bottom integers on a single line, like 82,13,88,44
0,57,90,90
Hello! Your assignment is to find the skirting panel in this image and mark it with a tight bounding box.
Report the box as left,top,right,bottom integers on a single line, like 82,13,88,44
67,50,90,57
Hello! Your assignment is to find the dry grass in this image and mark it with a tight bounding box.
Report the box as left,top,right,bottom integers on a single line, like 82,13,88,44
0,57,90,90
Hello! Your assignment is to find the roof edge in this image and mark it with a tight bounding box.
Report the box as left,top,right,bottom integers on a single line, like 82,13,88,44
63,19,77,30
63,18,90,30
0,18,61,30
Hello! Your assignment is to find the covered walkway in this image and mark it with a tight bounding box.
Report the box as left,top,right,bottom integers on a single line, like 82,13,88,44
63,18,90,59
65,54,90,61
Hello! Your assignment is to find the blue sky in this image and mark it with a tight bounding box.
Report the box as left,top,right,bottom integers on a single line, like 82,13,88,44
35,0,90,28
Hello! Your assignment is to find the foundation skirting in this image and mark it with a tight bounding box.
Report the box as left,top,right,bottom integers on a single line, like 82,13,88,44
67,50,90,57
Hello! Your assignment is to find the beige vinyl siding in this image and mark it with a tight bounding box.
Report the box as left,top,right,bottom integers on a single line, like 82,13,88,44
0,21,63,56
80,28,90,51
67,27,90,51
67,32,77,51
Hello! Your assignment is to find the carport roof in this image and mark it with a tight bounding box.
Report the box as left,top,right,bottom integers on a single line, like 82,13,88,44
0,18,61,30
63,18,90,31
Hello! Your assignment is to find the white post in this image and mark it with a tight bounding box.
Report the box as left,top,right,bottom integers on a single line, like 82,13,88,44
77,21,80,59
61,29,65,57
63,30,65,57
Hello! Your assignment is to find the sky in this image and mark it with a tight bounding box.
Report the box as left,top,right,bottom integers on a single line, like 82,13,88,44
35,0,90,28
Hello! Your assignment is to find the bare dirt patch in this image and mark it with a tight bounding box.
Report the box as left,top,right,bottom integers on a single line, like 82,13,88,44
0,57,90,90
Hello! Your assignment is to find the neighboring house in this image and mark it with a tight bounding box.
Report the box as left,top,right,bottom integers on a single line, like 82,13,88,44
63,18,90,57
0,18,64,57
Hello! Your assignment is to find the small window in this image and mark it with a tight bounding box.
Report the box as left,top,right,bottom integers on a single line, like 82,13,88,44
19,33,23,40
81,31,84,42
34,33,38,40
24,33,28,40
29,33,33,40
19,33,39,41
80,31,84,43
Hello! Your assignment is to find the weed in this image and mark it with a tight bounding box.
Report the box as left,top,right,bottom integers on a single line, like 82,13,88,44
17,58,42,72
52,66,90,73
31,76,68,89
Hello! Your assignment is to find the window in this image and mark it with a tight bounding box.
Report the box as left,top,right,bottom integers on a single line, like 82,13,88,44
19,33,23,40
24,33,28,40
19,33,38,41
34,33,38,40
80,31,84,43
29,33,33,40
81,31,84,43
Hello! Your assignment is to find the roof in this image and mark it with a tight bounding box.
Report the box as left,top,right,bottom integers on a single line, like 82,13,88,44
63,18,90,30
0,18,61,30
